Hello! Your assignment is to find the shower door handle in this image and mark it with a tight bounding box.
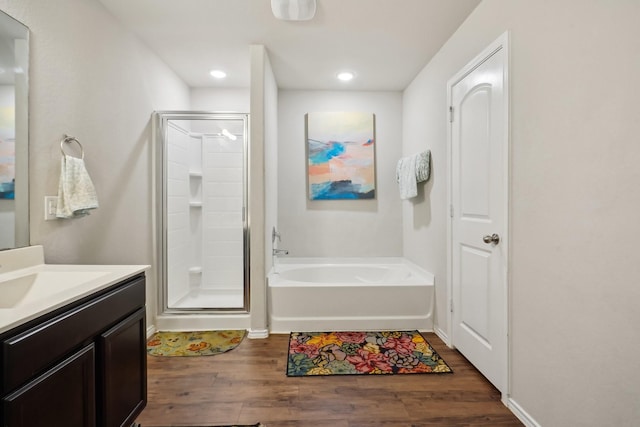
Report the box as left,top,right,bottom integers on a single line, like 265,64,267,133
483,234,500,245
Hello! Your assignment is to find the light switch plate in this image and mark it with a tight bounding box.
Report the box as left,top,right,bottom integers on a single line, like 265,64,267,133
44,196,58,220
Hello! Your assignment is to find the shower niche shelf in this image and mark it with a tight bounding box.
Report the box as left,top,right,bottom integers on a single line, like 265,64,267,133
188,166,203,291
188,266,202,275
189,170,203,209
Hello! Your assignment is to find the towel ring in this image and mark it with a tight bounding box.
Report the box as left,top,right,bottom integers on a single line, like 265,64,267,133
60,135,84,159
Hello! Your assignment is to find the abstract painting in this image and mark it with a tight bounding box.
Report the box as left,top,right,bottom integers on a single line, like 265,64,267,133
0,103,15,200
306,112,375,200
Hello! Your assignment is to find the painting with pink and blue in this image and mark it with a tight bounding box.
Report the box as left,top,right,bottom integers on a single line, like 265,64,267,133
306,112,376,200
0,95,15,200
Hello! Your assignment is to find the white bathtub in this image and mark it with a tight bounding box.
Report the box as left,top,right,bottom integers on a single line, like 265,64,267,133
268,258,434,333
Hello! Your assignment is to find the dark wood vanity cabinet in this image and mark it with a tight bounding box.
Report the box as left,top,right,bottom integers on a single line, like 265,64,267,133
0,273,147,427
4,343,97,427
99,307,147,427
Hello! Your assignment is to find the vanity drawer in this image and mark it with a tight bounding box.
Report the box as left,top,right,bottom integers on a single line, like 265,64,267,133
1,275,145,394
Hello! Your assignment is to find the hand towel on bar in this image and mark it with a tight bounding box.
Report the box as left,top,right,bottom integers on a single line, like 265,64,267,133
396,150,431,200
56,154,99,218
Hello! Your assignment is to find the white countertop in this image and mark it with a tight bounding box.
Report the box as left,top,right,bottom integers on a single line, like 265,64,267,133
0,247,149,334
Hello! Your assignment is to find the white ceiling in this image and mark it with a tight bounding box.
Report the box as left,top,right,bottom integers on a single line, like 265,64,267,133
98,0,481,91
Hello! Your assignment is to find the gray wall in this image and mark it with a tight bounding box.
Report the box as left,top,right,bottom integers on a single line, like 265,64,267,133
277,90,403,257
0,0,190,327
248,45,278,336
190,87,249,112
403,1,640,425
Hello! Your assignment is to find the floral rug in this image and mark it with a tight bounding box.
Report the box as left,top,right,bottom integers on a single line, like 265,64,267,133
144,424,263,426
217,424,263,427
146,330,246,357
144,424,263,427
287,331,453,376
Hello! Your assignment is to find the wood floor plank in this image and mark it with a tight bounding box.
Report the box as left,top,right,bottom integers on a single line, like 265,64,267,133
136,333,523,427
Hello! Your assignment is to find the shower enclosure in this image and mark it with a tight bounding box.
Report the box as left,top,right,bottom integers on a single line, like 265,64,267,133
154,111,249,315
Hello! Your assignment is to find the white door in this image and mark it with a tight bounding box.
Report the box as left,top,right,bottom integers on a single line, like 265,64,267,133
449,34,508,394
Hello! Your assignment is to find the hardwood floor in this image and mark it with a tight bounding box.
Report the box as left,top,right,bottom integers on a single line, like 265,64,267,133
135,333,523,427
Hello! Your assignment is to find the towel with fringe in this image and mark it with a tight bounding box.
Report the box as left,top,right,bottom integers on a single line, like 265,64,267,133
56,154,99,218
396,150,431,200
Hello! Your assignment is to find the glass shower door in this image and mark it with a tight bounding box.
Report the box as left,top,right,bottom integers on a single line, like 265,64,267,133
155,112,249,313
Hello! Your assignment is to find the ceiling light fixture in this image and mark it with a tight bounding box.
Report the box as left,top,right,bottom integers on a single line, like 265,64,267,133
271,0,316,21
337,71,355,82
210,69,227,79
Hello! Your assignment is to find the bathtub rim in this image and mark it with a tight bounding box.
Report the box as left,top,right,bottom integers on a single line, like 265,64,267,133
269,257,435,286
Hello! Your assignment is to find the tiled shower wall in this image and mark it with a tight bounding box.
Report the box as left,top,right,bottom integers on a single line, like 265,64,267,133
166,118,245,306
166,122,191,306
202,134,244,291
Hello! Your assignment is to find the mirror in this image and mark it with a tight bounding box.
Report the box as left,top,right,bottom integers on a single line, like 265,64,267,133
0,9,28,249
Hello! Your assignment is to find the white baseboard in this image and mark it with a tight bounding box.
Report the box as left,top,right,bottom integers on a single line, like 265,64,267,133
508,398,541,427
146,324,156,339
248,328,269,339
434,325,450,346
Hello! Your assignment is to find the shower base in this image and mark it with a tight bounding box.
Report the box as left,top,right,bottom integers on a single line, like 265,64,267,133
170,289,244,310
157,288,250,333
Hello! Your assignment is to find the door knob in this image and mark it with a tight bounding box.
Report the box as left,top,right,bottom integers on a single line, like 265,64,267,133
483,234,500,245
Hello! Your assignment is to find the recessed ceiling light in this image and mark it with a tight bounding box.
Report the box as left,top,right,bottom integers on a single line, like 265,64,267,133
210,69,227,79
337,71,355,82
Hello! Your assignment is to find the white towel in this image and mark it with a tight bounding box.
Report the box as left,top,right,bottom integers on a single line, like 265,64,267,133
56,154,99,218
415,150,431,183
396,156,417,199
396,150,431,200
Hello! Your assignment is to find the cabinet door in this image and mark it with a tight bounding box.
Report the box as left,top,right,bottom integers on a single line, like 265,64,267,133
99,308,147,427
3,344,96,427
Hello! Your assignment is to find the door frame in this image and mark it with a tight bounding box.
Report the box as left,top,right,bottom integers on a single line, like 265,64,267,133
445,31,511,399
152,111,251,315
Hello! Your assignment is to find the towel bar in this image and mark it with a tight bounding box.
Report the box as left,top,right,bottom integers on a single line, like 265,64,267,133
60,134,84,159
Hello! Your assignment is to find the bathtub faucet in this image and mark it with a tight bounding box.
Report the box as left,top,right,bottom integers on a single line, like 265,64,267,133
273,248,289,256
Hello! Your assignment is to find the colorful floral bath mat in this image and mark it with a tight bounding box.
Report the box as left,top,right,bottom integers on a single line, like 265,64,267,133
146,424,264,427
216,424,264,427
287,330,453,376
147,330,246,357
